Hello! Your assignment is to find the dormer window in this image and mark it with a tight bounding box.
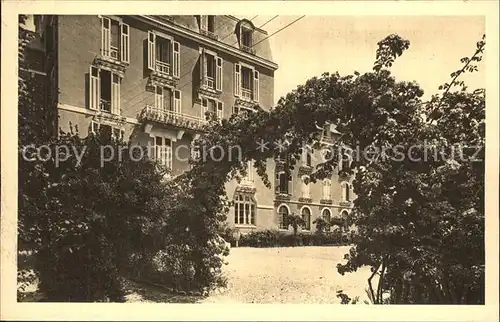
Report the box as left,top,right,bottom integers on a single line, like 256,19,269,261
241,27,252,48
207,16,215,32
236,19,256,54
199,15,218,40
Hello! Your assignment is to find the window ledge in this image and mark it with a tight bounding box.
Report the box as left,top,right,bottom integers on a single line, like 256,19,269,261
320,199,333,205
235,97,258,108
93,111,127,127
150,71,178,87
235,185,256,194
275,193,291,201
339,201,352,207
298,197,312,203
94,55,128,77
197,85,221,99
235,224,256,228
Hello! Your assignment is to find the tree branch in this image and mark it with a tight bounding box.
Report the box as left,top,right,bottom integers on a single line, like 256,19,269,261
368,262,382,304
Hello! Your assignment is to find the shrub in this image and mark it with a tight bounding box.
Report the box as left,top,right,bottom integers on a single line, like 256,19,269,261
238,229,346,247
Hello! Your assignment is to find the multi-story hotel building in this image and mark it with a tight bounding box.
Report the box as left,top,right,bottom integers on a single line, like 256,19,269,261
31,15,355,234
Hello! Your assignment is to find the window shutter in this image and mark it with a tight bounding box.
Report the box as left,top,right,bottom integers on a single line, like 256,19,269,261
234,63,241,97
120,23,130,63
253,70,259,102
111,73,120,115
155,86,164,110
101,17,111,56
201,97,208,119
200,15,207,31
147,31,156,70
287,171,293,195
216,57,223,91
173,90,181,114
248,160,254,182
89,121,99,134
89,66,99,110
275,172,281,194
173,41,180,78
216,101,223,120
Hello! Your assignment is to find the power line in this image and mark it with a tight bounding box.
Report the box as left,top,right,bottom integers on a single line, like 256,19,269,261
177,15,303,92
253,15,305,48
121,15,259,102
122,15,275,113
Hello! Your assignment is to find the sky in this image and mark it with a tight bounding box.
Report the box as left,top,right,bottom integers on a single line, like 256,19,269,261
241,15,485,105
25,15,486,105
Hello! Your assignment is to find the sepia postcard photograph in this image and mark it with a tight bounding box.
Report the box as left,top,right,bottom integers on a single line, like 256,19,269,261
1,1,499,321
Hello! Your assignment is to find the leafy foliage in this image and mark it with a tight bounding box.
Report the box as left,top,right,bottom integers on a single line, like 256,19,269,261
18,14,484,303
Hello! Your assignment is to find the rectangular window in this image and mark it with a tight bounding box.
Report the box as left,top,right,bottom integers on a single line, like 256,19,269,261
241,67,253,100
237,65,259,102
207,16,215,32
100,70,112,112
156,37,171,74
110,20,120,59
201,50,223,91
89,66,120,114
155,136,173,170
148,31,180,78
241,28,252,48
101,16,129,63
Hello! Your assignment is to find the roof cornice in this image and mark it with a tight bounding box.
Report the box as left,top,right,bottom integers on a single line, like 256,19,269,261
136,15,278,71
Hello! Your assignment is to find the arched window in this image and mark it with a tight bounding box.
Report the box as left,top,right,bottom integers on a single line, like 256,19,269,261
322,179,331,199
322,208,331,222
234,193,256,225
278,205,289,229
341,181,351,201
301,175,310,198
301,206,311,230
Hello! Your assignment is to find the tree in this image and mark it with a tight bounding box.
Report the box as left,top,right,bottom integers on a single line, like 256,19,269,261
186,33,485,304
286,212,306,236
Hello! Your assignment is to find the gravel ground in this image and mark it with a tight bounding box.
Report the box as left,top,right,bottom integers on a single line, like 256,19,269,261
200,246,373,304
20,246,374,303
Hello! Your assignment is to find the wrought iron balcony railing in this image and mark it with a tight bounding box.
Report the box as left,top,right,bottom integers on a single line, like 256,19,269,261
140,105,207,131
156,60,171,75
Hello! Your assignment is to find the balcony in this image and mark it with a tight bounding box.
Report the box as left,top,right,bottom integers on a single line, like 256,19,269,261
339,200,352,207
241,88,252,100
140,105,207,132
100,99,112,113
149,60,177,88
200,29,219,41
241,44,256,55
198,76,220,99
275,193,291,201
298,196,312,203
156,60,170,75
320,198,333,205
